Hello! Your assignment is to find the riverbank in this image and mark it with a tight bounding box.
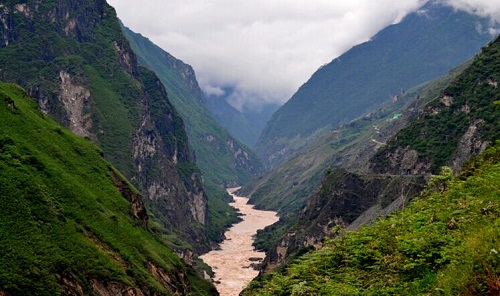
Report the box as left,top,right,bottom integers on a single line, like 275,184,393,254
200,188,279,296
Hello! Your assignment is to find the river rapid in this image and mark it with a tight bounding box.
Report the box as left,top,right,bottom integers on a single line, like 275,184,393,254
200,188,279,296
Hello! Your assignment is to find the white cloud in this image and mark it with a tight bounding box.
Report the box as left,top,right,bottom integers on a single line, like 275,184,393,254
107,0,431,109
202,84,225,97
443,0,500,23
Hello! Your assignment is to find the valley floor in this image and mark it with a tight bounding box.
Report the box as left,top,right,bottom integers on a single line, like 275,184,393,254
200,188,279,296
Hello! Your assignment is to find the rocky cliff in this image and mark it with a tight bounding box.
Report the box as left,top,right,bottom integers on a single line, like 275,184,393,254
243,63,467,261
244,141,500,295
122,26,263,187
371,36,500,176
122,25,264,241
0,0,210,253
0,82,217,295
256,35,500,271
262,170,424,270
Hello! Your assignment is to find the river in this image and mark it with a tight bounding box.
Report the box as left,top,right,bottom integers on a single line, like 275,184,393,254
200,188,279,296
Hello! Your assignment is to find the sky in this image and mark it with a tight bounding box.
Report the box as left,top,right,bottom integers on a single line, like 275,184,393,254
107,0,500,111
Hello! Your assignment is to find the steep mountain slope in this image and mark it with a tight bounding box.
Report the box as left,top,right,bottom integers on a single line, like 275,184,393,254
203,93,260,148
0,83,216,295
256,1,497,169
0,0,209,253
204,91,280,148
254,35,500,272
240,64,467,216
122,26,263,188
371,37,500,176
244,142,500,295
122,26,264,240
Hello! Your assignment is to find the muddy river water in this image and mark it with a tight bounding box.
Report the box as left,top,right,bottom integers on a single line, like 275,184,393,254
200,188,279,296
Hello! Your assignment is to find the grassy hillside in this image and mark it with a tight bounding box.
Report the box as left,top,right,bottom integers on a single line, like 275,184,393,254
240,64,468,259
0,83,216,295
0,0,213,252
245,32,500,273
244,141,500,295
244,34,500,282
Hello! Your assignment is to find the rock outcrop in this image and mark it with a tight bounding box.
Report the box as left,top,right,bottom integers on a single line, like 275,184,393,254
57,71,93,138
0,0,210,253
110,168,148,226
262,170,424,270
372,40,500,176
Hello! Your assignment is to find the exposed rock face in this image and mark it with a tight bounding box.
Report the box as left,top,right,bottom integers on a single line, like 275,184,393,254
113,40,139,77
58,274,85,296
123,26,264,192
0,10,9,46
262,170,424,270
450,119,489,172
90,280,146,296
189,180,207,225
383,146,433,176
109,169,148,226
132,74,209,243
58,71,93,138
227,138,261,178
55,258,201,295
372,77,500,177
147,262,190,295
0,0,210,253
56,256,196,295
176,249,195,266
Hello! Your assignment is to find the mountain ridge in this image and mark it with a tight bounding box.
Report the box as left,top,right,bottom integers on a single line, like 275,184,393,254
122,25,263,188
121,25,266,241
252,34,500,275
0,0,211,253
256,1,498,169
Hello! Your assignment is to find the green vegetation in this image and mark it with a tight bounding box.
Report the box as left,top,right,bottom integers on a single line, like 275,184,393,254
244,28,499,290
373,36,500,174
122,25,262,186
122,26,263,241
256,3,494,169
245,34,498,261
0,0,214,251
241,61,469,254
0,83,216,295
84,64,139,177
244,142,500,295
0,0,144,178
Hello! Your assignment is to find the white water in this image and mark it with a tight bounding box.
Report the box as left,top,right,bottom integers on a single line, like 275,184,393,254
200,188,279,296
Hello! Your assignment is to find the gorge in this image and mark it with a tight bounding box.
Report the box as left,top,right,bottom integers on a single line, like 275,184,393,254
0,1,499,295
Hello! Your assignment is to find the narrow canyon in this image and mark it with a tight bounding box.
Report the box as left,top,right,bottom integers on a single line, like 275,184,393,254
200,188,279,296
